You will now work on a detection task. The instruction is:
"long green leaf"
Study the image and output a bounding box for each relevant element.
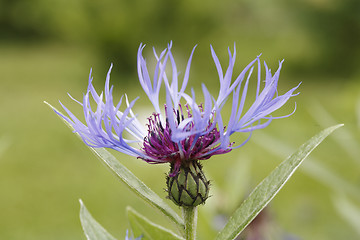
[127,207,184,240]
[45,102,184,231]
[253,131,360,200]
[90,147,184,229]
[215,124,343,240]
[308,102,360,164]
[79,199,117,240]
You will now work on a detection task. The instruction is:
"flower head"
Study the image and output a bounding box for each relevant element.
[56,42,299,205]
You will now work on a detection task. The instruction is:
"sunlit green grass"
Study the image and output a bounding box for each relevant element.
[0,42,359,240]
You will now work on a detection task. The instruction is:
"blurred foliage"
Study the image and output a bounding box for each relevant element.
[287,0,360,77]
[1,0,359,79]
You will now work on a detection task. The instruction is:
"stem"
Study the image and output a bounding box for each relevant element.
[182,206,198,240]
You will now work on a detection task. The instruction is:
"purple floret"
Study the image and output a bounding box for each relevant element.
[56,42,300,176]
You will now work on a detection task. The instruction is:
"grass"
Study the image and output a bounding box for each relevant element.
[0,42,359,240]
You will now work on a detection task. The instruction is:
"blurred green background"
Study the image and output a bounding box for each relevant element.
[1,0,360,239]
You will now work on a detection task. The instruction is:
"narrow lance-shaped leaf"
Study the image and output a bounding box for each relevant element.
[90,147,184,230]
[45,102,185,231]
[253,131,360,200]
[215,124,343,240]
[308,102,360,164]
[79,199,117,240]
[127,207,185,240]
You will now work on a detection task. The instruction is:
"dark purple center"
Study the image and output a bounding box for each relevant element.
[141,104,231,176]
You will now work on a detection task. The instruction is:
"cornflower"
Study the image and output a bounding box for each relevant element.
[56,42,299,207]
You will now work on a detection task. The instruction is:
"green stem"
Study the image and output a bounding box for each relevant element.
[182,206,198,240]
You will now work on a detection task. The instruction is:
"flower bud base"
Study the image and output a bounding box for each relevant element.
[167,161,209,207]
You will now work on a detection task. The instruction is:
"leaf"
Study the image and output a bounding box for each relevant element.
[253,131,360,200]
[45,101,184,231]
[127,207,184,240]
[308,102,360,164]
[215,124,343,240]
[79,199,118,240]
[90,147,184,230]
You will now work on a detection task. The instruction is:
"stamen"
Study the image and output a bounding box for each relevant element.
[140,103,233,175]
[176,109,180,124]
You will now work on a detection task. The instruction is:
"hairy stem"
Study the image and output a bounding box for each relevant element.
[182,206,198,240]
